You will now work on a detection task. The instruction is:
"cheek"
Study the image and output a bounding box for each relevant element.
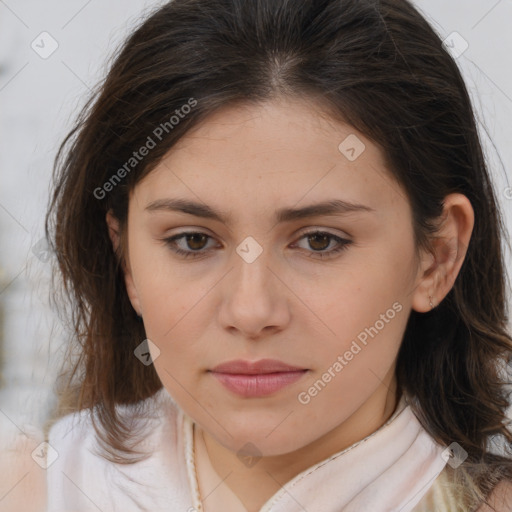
[306,250,411,374]
[299,297,406,415]
[316,261,406,333]
[133,267,213,374]
[130,242,193,321]
[312,297,406,377]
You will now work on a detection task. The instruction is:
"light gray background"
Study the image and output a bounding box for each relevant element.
[0,0,511,431]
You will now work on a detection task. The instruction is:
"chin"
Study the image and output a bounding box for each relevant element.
[211,425,308,458]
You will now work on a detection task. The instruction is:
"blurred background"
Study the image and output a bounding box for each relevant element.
[0,0,511,437]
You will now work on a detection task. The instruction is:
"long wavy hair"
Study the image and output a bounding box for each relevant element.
[45,0,512,508]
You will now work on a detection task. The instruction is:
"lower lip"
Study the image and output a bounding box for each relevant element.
[210,370,308,397]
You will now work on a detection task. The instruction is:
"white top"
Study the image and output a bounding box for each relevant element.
[46,388,449,512]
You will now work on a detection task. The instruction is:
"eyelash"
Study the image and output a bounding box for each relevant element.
[162,230,352,260]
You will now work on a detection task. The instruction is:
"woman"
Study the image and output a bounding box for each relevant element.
[44,0,512,510]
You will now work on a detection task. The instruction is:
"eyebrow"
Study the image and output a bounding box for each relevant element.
[145,198,375,223]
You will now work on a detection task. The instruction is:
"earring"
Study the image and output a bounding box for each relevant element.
[429,295,435,309]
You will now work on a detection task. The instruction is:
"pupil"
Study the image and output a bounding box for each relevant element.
[309,234,329,251]
[188,234,206,250]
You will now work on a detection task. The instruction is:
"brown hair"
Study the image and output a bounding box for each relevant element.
[45,0,512,507]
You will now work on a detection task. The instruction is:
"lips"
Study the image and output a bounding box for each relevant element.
[211,358,306,374]
[209,359,308,397]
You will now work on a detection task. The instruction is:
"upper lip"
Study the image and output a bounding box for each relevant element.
[210,359,306,374]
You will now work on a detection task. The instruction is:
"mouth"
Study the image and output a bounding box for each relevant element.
[209,359,309,397]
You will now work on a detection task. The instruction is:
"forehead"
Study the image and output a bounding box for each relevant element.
[131,98,408,223]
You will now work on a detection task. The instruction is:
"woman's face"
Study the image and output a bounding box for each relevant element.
[119,97,426,456]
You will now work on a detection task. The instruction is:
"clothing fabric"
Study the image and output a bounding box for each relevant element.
[46,387,450,511]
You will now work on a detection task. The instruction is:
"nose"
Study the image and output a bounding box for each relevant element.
[217,245,291,340]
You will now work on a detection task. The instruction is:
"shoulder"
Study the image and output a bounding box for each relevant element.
[47,388,181,452]
[46,389,187,511]
[476,480,512,512]
[46,404,102,474]
[46,407,111,509]
[48,407,95,447]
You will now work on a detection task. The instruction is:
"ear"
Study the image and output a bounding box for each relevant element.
[411,193,474,313]
[106,210,143,317]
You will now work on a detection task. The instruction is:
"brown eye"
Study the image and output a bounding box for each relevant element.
[163,231,216,259]
[293,230,352,260]
[307,233,331,251]
[184,233,209,251]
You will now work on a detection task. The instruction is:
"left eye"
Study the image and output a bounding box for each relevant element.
[291,231,352,258]
[163,230,352,260]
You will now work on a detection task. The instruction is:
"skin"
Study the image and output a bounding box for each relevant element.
[107,96,474,511]
[0,424,47,512]
[478,481,512,512]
